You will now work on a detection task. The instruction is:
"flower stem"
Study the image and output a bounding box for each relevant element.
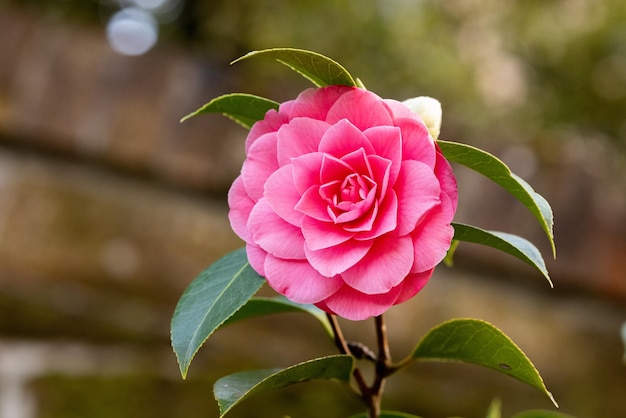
[326,314,396,418]
[326,314,370,399]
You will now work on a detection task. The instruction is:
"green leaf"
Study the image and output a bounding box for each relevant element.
[232,48,357,87]
[349,412,423,418]
[222,296,333,338]
[214,355,354,417]
[486,398,502,418]
[511,411,576,418]
[171,248,264,378]
[443,239,460,267]
[180,93,279,128]
[437,140,555,258]
[411,319,557,407]
[452,223,552,287]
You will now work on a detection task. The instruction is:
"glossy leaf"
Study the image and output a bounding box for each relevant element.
[511,411,576,418]
[411,319,557,407]
[222,296,333,337]
[171,248,264,378]
[452,223,552,287]
[232,48,357,87]
[180,93,279,128]
[214,355,354,417]
[438,140,555,258]
[349,412,423,418]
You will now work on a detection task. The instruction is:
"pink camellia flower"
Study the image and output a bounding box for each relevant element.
[228,85,458,320]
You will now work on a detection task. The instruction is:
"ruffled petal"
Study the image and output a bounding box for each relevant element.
[353,191,397,240]
[410,192,455,273]
[341,235,414,294]
[295,185,330,221]
[248,199,305,260]
[304,239,372,277]
[317,283,403,321]
[363,126,402,186]
[227,176,254,243]
[318,119,374,158]
[264,255,344,304]
[301,216,354,251]
[246,243,267,277]
[398,118,436,168]
[326,88,393,130]
[290,86,353,120]
[394,268,433,304]
[435,146,458,213]
[394,160,441,236]
[264,165,304,227]
[276,117,330,165]
[241,132,279,201]
[383,98,422,120]
[291,152,324,194]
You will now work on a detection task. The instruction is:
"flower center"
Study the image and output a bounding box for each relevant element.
[321,173,377,223]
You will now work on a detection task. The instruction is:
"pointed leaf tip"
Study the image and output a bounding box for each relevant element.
[411,319,557,407]
[214,355,353,417]
[437,140,556,258]
[452,223,553,287]
[171,248,264,378]
[180,93,279,129]
[232,48,357,87]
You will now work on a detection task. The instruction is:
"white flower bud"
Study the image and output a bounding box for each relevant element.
[402,96,442,140]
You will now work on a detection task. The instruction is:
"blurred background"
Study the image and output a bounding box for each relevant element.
[1,0,625,417]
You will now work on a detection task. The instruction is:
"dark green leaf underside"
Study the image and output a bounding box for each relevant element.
[214,355,354,417]
[452,223,552,287]
[222,297,333,337]
[438,140,555,258]
[232,48,357,87]
[171,248,264,378]
[180,93,279,128]
[412,318,557,407]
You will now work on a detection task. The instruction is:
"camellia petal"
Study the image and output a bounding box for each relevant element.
[295,185,332,221]
[398,117,436,167]
[291,152,324,194]
[435,147,459,213]
[318,282,403,321]
[227,176,255,243]
[394,160,441,236]
[353,191,398,240]
[264,165,305,227]
[246,243,267,277]
[248,199,306,260]
[290,85,353,121]
[305,238,372,277]
[383,98,425,120]
[276,117,330,166]
[264,255,344,304]
[410,193,455,273]
[363,125,402,185]
[394,268,434,304]
[301,216,355,251]
[326,88,394,130]
[241,132,280,201]
[342,235,414,294]
[318,118,375,158]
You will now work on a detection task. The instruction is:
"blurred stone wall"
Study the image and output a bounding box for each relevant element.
[0,5,625,418]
